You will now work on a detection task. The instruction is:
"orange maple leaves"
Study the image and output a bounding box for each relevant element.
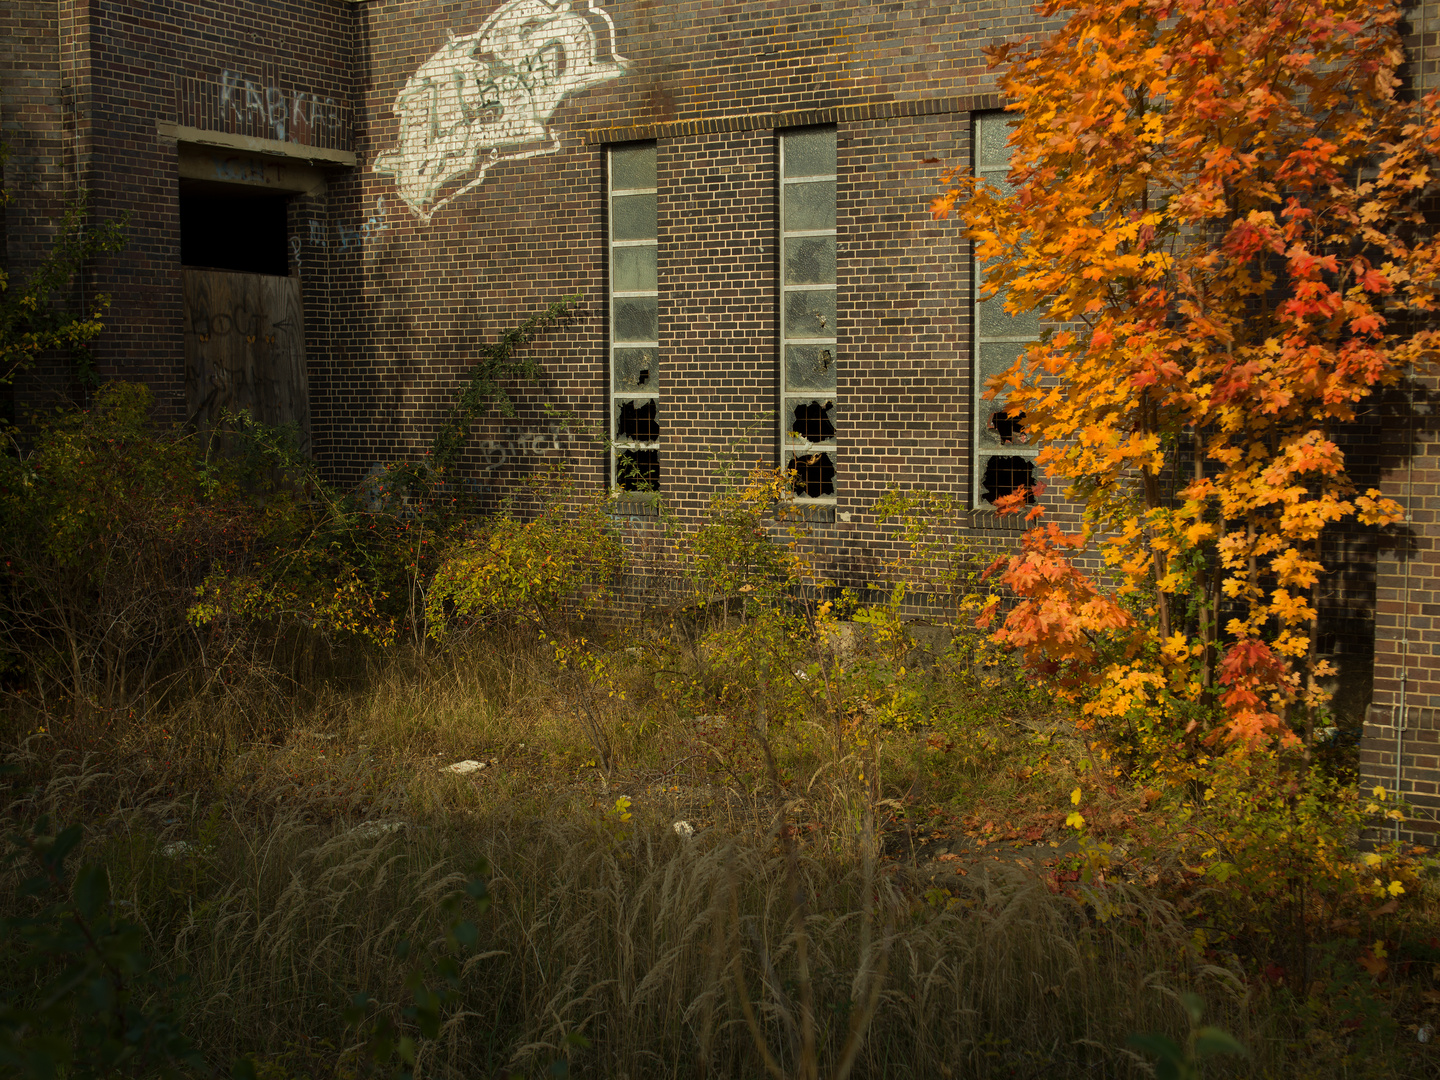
[937,0,1436,745]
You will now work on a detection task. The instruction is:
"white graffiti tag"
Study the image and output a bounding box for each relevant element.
[375,0,627,223]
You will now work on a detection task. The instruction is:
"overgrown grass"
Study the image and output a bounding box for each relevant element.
[1,399,1435,1076]
[4,625,1438,1078]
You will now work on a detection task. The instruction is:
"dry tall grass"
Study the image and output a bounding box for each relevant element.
[3,733,1255,1080]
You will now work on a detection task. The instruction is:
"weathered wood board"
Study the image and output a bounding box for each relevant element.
[183,268,311,453]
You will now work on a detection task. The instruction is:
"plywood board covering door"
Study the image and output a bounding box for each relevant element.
[183,268,310,453]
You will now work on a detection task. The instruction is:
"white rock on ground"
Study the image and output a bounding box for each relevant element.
[443,760,486,774]
[673,820,695,840]
[349,821,406,839]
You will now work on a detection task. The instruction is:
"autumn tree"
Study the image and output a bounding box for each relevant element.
[933,0,1440,747]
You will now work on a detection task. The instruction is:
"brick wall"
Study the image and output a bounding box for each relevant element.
[323,0,1064,578]
[3,0,356,421]
[5,0,1430,774]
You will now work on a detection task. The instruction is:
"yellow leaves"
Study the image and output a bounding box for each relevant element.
[1268,589,1316,627]
[1389,880,1406,897]
[1070,786,1082,805]
[1066,811,1086,830]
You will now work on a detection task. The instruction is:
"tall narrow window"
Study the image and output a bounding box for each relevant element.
[972,113,1040,507]
[779,128,837,504]
[609,143,659,490]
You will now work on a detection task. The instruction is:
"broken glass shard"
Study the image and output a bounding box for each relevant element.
[614,348,657,392]
[784,289,836,340]
[785,345,837,392]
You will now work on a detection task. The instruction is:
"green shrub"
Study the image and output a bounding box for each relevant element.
[425,471,625,636]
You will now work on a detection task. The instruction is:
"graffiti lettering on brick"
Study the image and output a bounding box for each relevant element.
[375,0,628,223]
[213,71,346,147]
[302,199,391,254]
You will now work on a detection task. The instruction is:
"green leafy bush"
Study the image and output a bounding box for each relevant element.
[425,472,625,636]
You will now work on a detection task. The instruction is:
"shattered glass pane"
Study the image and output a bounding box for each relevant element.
[612,193,657,240]
[616,449,659,491]
[981,406,1028,447]
[613,245,657,293]
[613,348,657,392]
[616,398,659,442]
[787,451,835,497]
[611,145,656,191]
[613,296,657,342]
[784,180,836,232]
[785,345,837,392]
[783,129,837,178]
[785,235,836,286]
[786,399,836,443]
[784,289,836,340]
[980,454,1035,505]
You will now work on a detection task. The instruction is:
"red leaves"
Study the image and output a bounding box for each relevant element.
[982,515,1136,693]
[1216,639,1296,745]
[937,0,1435,750]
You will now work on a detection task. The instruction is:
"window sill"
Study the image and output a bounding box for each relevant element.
[609,492,660,519]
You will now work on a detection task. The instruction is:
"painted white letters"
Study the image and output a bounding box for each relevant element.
[375,0,628,223]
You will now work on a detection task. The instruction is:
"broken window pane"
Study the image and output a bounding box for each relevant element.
[784,289,836,340]
[785,345,836,392]
[613,245,657,293]
[613,296,658,343]
[611,193,657,240]
[616,398,659,442]
[786,399,836,443]
[785,235,836,286]
[616,449,659,490]
[611,144,657,190]
[614,348,657,392]
[982,407,1028,446]
[783,129,837,178]
[609,142,660,494]
[980,455,1035,505]
[790,452,835,498]
[784,181,837,232]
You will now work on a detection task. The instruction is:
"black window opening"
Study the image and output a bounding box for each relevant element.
[616,449,659,491]
[179,185,289,275]
[792,452,835,498]
[617,399,659,442]
[990,409,1027,444]
[981,455,1035,506]
[789,400,836,442]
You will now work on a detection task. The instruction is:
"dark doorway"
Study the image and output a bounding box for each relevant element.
[179,182,289,275]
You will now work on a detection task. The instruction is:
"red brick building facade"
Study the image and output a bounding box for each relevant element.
[2,0,1437,836]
